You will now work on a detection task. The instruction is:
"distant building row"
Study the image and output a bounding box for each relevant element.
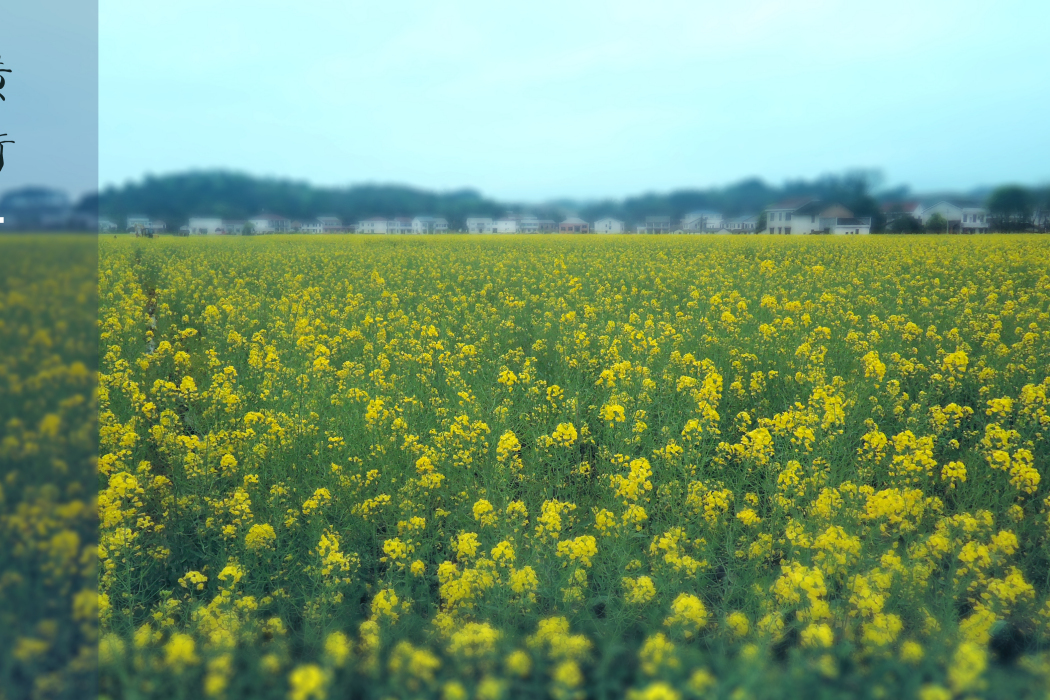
[464,212,759,234]
[175,215,450,235]
[882,200,990,233]
[764,199,873,235]
[116,212,763,235]
[108,214,354,234]
[763,198,991,236]
[357,216,449,234]
[104,199,1000,237]
[105,214,334,234]
[183,214,349,234]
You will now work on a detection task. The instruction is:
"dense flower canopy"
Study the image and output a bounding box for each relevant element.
[95,234,1050,699]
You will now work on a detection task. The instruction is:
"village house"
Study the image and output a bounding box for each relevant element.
[125,216,165,234]
[560,217,589,233]
[357,217,389,234]
[389,217,413,234]
[794,201,870,235]
[318,216,343,232]
[638,216,671,233]
[412,216,448,234]
[681,210,724,232]
[300,216,344,233]
[248,213,290,233]
[764,198,812,234]
[593,217,625,233]
[126,215,152,232]
[764,199,871,234]
[0,187,75,229]
[918,201,989,233]
[520,215,557,233]
[188,217,224,234]
[466,217,495,233]
[827,216,872,235]
[959,208,989,232]
[496,217,520,234]
[725,215,758,232]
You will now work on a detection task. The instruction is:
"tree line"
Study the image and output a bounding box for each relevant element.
[96,170,1049,233]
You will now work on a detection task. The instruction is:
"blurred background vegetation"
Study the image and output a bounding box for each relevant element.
[88,170,1050,233]
[0,236,98,700]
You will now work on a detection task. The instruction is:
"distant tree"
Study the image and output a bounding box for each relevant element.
[890,215,923,234]
[241,221,255,236]
[756,212,767,232]
[925,213,949,234]
[96,171,510,233]
[885,212,923,233]
[987,185,1033,232]
[99,168,1024,237]
[1038,186,1050,232]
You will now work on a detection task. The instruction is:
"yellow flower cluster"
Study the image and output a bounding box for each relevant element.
[93,235,1050,698]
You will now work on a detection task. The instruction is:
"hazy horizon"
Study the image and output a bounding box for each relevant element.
[99,0,1050,202]
[88,166,1028,208]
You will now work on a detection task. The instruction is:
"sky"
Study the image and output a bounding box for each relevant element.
[0,0,97,200]
[95,0,1049,201]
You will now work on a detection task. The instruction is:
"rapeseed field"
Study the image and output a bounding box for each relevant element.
[96,234,1050,699]
[0,236,98,700]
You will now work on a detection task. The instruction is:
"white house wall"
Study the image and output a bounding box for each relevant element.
[466,218,494,233]
[831,223,870,235]
[188,217,223,234]
[920,202,963,224]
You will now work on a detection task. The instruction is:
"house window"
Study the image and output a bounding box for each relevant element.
[785,226,791,234]
[785,213,791,221]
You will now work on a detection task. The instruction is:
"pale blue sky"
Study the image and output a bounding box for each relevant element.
[99,0,1050,201]
[0,0,97,200]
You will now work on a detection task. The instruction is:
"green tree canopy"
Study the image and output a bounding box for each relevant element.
[925,213,949,233]
[96,170,901,233]
[987,185,1033,231]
